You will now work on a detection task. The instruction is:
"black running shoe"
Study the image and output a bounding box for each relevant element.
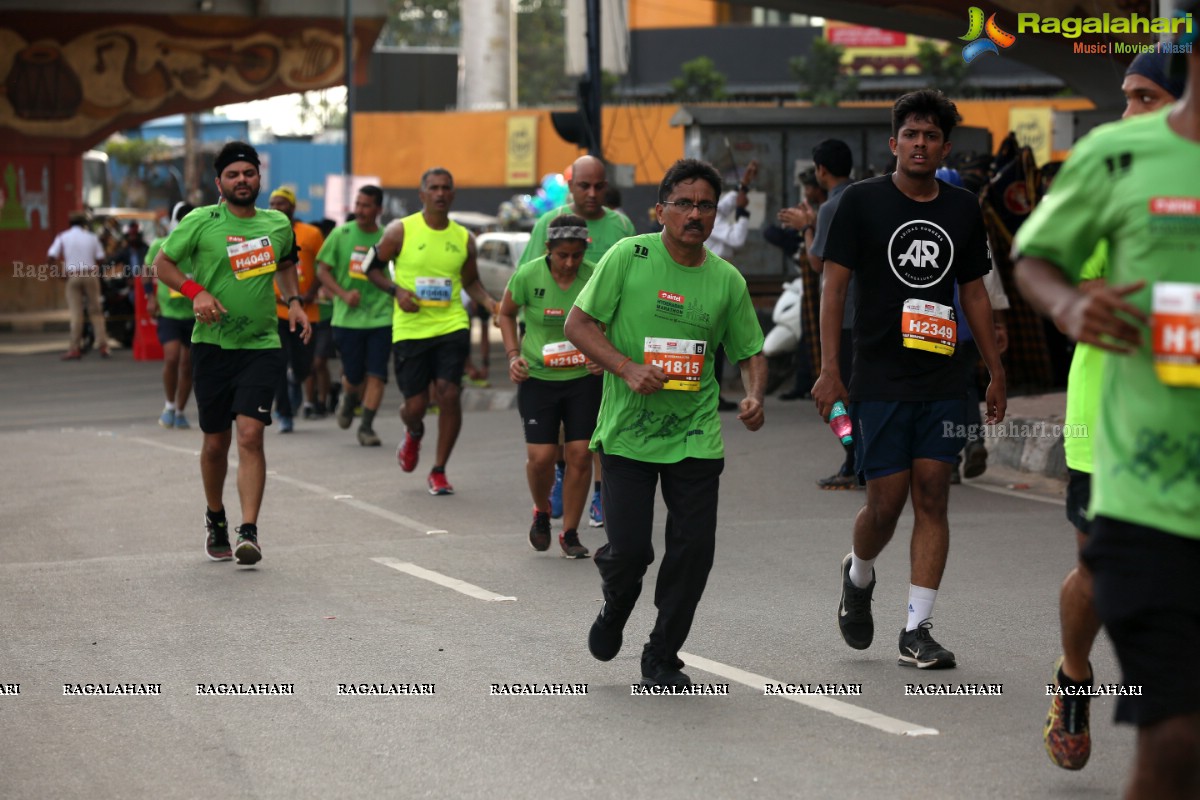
[234,525,262,566]
[559,529,588,559]
[588,602,631,661]
[529,508,551,551]
[641,656,693,688]
[205,514,232,562]
[838,553,875,650]
[898,620,956,669]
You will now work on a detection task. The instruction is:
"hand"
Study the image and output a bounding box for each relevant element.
[146,296,159,318]
[743,160,759,186]
[288,304,312,344]
[344,289,361,309]
[738,396,764,431]
[397,289,420,313]
[621,362,666,395]
[993,322,1009,354]
[585,359,604,376]
[1054,280,1147,353]
[191,291,228,325]
[508,356,529,383]
[810,371,848,421]
[984,371,1007,424]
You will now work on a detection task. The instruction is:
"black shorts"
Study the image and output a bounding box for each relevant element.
[332,325,391,386]
[312,320,335,360]
[517,374,602,445]
[393,329,471,399]
[191,343,284,434]
[1065,468,1092,534]
[851,399,965,482]
[157,316,194,346]
[1083,515,1200,726]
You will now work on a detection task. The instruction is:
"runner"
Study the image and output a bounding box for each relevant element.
[365,167,500,494]
[498,215,601,558]
[145,202,196,429]
[813,89,1005,670]
[565,158,766,688]
[1014,33,1199,797]
[152,141,310,565]
[316,186,389,446]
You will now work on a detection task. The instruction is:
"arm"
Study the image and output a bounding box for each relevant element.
[565,306,666,395]
[460,234,498,314]
[959,277,1006,424]
[497,288,528,383]
[1013,256,1146,353]
[274,254,312,343]
[153,247,226,321]
[364,220,419,312]
[810,260,850,419]
[736,353,767,431]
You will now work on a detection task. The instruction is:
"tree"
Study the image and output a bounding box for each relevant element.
[915,40,974,98]
[297,89,346,131]
[790,38,857,107]
[104,136,170,207]
[516,0,573,106]
[379,0,461,48]
[670,56,727,103]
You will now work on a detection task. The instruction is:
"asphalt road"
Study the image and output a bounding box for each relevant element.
[0,346,1133,799]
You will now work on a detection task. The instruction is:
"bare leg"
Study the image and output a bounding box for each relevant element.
[562,439,594,531]
[200,429,232,513]
[526,443,557,512]
[362,374,386,412]
[853,469,909,561]
[1126,714,1200,800]
[162,340,181,402]
[909,458,952,589]
[433,380,462,468]
[176,345,193,411]
[234,415,266,525]
[1060,529,1100,682]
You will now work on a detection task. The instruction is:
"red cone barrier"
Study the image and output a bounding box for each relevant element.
[133,284,164,361]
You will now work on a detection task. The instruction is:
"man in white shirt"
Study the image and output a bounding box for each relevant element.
[48,212,108,360]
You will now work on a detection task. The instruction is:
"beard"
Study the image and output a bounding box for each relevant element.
[223,184,260,208]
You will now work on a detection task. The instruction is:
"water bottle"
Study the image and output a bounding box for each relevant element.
[828,401,853,446]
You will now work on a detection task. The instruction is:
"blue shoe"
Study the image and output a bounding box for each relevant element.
[276,414,294,434]
[588,489,604,528]
[173,412,191,430]
[549,464,564,519]
[158,409,175,429]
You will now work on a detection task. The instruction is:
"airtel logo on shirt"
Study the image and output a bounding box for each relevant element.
[887,220,954,288]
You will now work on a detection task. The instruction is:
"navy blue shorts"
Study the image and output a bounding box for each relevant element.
[393,329,471,399]
[332,325,391,386]
[851,399,966,482]
[1065,468,1092,534]
[157,316,194,345]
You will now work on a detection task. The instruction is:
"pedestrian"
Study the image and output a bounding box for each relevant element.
[145,202,196,428]
[1014,37,1198,796]
[565,157,766,689]
[498,215,601,558]
[152,141,311,565]
[813,89,1006,670]
[48,211,108,360]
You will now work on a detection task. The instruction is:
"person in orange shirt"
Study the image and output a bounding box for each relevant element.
[269,187,325,432]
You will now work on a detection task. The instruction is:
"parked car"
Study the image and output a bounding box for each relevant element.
[476,231,530,298]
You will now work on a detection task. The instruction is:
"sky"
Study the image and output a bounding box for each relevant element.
[215,88,347,137]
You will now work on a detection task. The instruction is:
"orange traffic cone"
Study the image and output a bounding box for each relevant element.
[133,285,164,361]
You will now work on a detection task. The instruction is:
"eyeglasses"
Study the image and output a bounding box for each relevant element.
[661,200,718,214]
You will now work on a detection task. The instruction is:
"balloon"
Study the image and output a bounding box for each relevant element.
[541,173,568,207]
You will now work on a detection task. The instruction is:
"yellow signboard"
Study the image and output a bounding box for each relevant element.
[506,116,538,187]
[1009,107,1053,166]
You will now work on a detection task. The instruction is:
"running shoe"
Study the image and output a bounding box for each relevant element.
[61,350,82,361]
[302,403,318,420]
[588,489,604,527]
[397,431,421,472]
[640,655,692,688]
[898,620,956,669]
[838,553,875,650]
[234,525,262,566]
[159,409,176,429]
[549,464,564,519]
[1044,657,1092,770]
[529,508,551,551]
[817,472,859,491]
[357,427,381,447]
[204,513,232,562]
[335,391,357,430]
[427,470,453,496]
[962,441,988,479]
[174,412,190,430]
[559,528,588,559]
[588,602,632,661]
[276,414,294,434]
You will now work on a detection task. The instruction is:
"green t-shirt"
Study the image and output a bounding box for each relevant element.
[574,232,764,463]
[1015,108,1200,539]
[1062,241,1107,473]
[507,256,596,381]
[390,212,471,342]
[162,203,294,350]
[148,237,195,320]
[316,221,389,329]
[522,205,636,266]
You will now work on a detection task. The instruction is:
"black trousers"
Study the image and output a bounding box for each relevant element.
[595,450,724,666]
[275,319,314,417]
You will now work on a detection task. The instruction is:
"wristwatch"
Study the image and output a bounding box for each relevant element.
[286,295,303,306]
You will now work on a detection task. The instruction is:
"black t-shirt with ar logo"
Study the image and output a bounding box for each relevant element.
[823,175,991,401]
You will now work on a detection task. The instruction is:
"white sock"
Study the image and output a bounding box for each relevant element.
[164,401,177,412]
[849,552,876,589]
[906,585,938,632]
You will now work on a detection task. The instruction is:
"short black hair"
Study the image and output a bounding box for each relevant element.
[798,167,819,189]
[812,139,853,179]
[358,185,383,207]
[658,158,721,203]
[604,186,622,209]
[420,167,453,191]
[892,89,962,140]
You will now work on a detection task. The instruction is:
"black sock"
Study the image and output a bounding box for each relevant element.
[206,507,226,524]
[360,407,377,430]
[556,459,566,470]
[431,465,445,474]
[409,421,425,438]
[239,522,257,535]
[594,481,601,492]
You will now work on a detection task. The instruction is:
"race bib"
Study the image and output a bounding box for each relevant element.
[901,298,956,356]
[645,337,706,391]
[542,340,586,369]
[348,246,369,281]
[414,276,453,307]
[1151,282,1200,388]
[226,237,277,280]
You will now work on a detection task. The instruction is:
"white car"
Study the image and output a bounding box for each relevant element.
[476,231,530,299]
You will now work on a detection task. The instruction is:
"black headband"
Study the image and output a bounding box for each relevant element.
[214,148,260,174]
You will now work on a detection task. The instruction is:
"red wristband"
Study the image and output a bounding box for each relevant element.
[180,279,205,300]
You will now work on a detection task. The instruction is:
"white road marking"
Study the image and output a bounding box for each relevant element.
[963,481,1064,506]
[679,652,939,737]
[130,437,201,457]
[371,557,517,602]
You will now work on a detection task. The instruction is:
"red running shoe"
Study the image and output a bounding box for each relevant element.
[427,470,453,496]
[397,430,421,472]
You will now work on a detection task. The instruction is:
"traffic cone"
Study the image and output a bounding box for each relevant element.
[133,285,163,361]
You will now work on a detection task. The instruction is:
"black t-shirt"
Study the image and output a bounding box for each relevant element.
[823,175,991,401]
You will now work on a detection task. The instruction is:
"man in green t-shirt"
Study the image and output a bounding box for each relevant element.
[521,155,636,266]
[1015,35,1200,797]
[316,185,389,446]
[565,158,766,689]
[145,202,196,430]
[154,142,311,568]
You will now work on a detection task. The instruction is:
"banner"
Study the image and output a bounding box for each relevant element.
[505,116,537,187]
